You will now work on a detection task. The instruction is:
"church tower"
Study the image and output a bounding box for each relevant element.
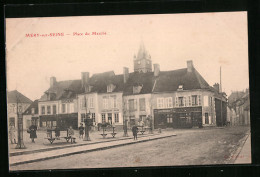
[134,41,152,73]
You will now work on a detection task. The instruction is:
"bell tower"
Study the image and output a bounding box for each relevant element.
[134,41,152,73]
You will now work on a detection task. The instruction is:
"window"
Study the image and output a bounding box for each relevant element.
[139,98,146,111]
[115,113,119,123]
[188,96,191,106]
[102,114,106,123]
[111,96,117,108]
[62,104,66,113]
[52,121,57,127]
[204,96,209,106]
[47,121,51,128]
[31,108,35,114]
[42,121,46,127]
[198,95,201,105]
[89,97,94,108]
[165,97,173,108]
[175,97,178,107]
[103,97,109,109]
[92,113,96,122]
[157,98,164,108]
[129,99,136,111]
[178,97,184,107]
[177,85,183,91]
[47,106,51,114]
[167,114,173,123]
[192,95,198,106]
[41,106,45,115]
[53,105,56,114]
[107,84,114,92]
[210,97,213,106]
[183,97,187,107]
[81,98,87,109]
[81,113,86,122]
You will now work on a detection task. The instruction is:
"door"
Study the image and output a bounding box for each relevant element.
[205,113,209,124]
[9,117,15,127]
[108,113,112,124]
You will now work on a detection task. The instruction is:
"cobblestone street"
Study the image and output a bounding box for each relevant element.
[10,126,250,171]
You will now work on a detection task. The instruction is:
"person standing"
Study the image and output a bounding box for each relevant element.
[29,124,37,143]
[9,125,16,144]
[78,123,84,139]
[132,125,138,140]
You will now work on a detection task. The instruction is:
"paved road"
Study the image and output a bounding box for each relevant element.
[10,126,250,171]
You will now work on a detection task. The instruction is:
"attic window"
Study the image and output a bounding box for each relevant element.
[133,84,143,94]
[107,84,115,93]
[85,85,93,93]
[177,85,183,91]
[31,108,35,114]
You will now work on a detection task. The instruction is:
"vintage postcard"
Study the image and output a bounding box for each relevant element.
[6,12,250,171]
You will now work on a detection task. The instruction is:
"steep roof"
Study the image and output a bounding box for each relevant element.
[152,68,210,93]
[228,91,245,104]
[39,71,118,101]
[123,72,155,96]
[24,100,39,115]
[7,90,33,104]
[99,74,125,93]
[39,80,83,101]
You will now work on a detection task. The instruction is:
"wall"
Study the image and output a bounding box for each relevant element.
[77,92,98,127]
[97,92,124,126]
[123,94,152,127]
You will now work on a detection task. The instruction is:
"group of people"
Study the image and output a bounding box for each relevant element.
[9,122,142,144]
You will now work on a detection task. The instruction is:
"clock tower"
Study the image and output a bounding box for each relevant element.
[134,42,152,73]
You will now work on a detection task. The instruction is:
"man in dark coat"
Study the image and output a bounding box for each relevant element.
[132,125,138,140]
[79,123,84,139]
[29,124,37,143]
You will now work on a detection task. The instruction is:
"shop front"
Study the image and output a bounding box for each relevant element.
[154,106,202,129]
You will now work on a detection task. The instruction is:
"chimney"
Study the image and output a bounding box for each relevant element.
[187,60,194,72]
[123,67,129,83]
[81,72,90,87]
[154,64,160,77]
[50,77,57,87]
[213,83,220,93]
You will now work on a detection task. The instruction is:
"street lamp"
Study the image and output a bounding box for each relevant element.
[15,99,26,149]
[83,110,91,141]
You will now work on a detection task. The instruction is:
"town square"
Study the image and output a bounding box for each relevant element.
[6,12,250,171]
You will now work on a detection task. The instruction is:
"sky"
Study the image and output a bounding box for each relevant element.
[6,12,249,101]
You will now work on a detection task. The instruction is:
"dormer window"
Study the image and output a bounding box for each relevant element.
[133,84,143,94]
[107,84,115,93]
[177,85,183,91]
[85,85,93,93]
[31,108,35,114]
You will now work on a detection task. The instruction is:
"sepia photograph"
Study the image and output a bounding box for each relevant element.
[5,12,250,171]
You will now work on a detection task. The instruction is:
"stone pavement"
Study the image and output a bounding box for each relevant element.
[234,134,251,164]
[9,131,177,167]
[9,129,161,156]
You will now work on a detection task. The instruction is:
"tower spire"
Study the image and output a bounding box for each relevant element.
[134,41,152,73]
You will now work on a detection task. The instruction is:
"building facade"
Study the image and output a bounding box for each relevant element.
[7,90,32,130]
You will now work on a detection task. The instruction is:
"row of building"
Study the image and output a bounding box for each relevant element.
[227,90,250,126]
[7,43,228,130]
